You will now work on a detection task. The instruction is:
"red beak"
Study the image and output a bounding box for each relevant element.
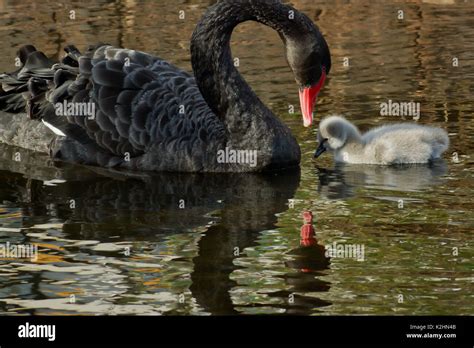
[298,69,327,127]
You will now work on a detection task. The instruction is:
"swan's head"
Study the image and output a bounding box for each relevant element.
[314,116,356,158]
[284,26,331,128]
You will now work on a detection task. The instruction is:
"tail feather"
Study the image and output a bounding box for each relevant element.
[0,44,103,151]
[18,45,38,65]
[0,44,90,120]
[0,45,53,115]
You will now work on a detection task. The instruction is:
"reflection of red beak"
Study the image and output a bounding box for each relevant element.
[302,211,313,224]
[300,224,317,247]
[301,210,316,246]
[298,68,327,127]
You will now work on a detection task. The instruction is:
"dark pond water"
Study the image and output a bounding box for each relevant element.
[0,0,473,315]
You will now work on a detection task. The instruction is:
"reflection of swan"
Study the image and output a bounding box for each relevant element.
[287,211,330,272]
[315,116,449,164]
[0,0,331,172]
[316,161,448,199]
[273,211,331,314]
[0,146,300,315]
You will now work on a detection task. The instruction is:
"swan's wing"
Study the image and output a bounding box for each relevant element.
[0,45,223,167]
[46,45,215,162]
[47,45,162,159]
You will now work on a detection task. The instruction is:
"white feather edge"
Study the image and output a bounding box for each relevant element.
[42,120,66,137]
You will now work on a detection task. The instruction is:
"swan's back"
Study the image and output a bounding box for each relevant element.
[0,45,227,171]
[362,123,449,163]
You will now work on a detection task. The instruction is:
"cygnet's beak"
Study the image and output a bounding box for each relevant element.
[314,140,327,158]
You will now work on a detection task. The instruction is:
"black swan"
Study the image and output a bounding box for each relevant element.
[0,0,330,172]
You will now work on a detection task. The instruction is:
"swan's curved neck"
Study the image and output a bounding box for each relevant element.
[191,0,311,137]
